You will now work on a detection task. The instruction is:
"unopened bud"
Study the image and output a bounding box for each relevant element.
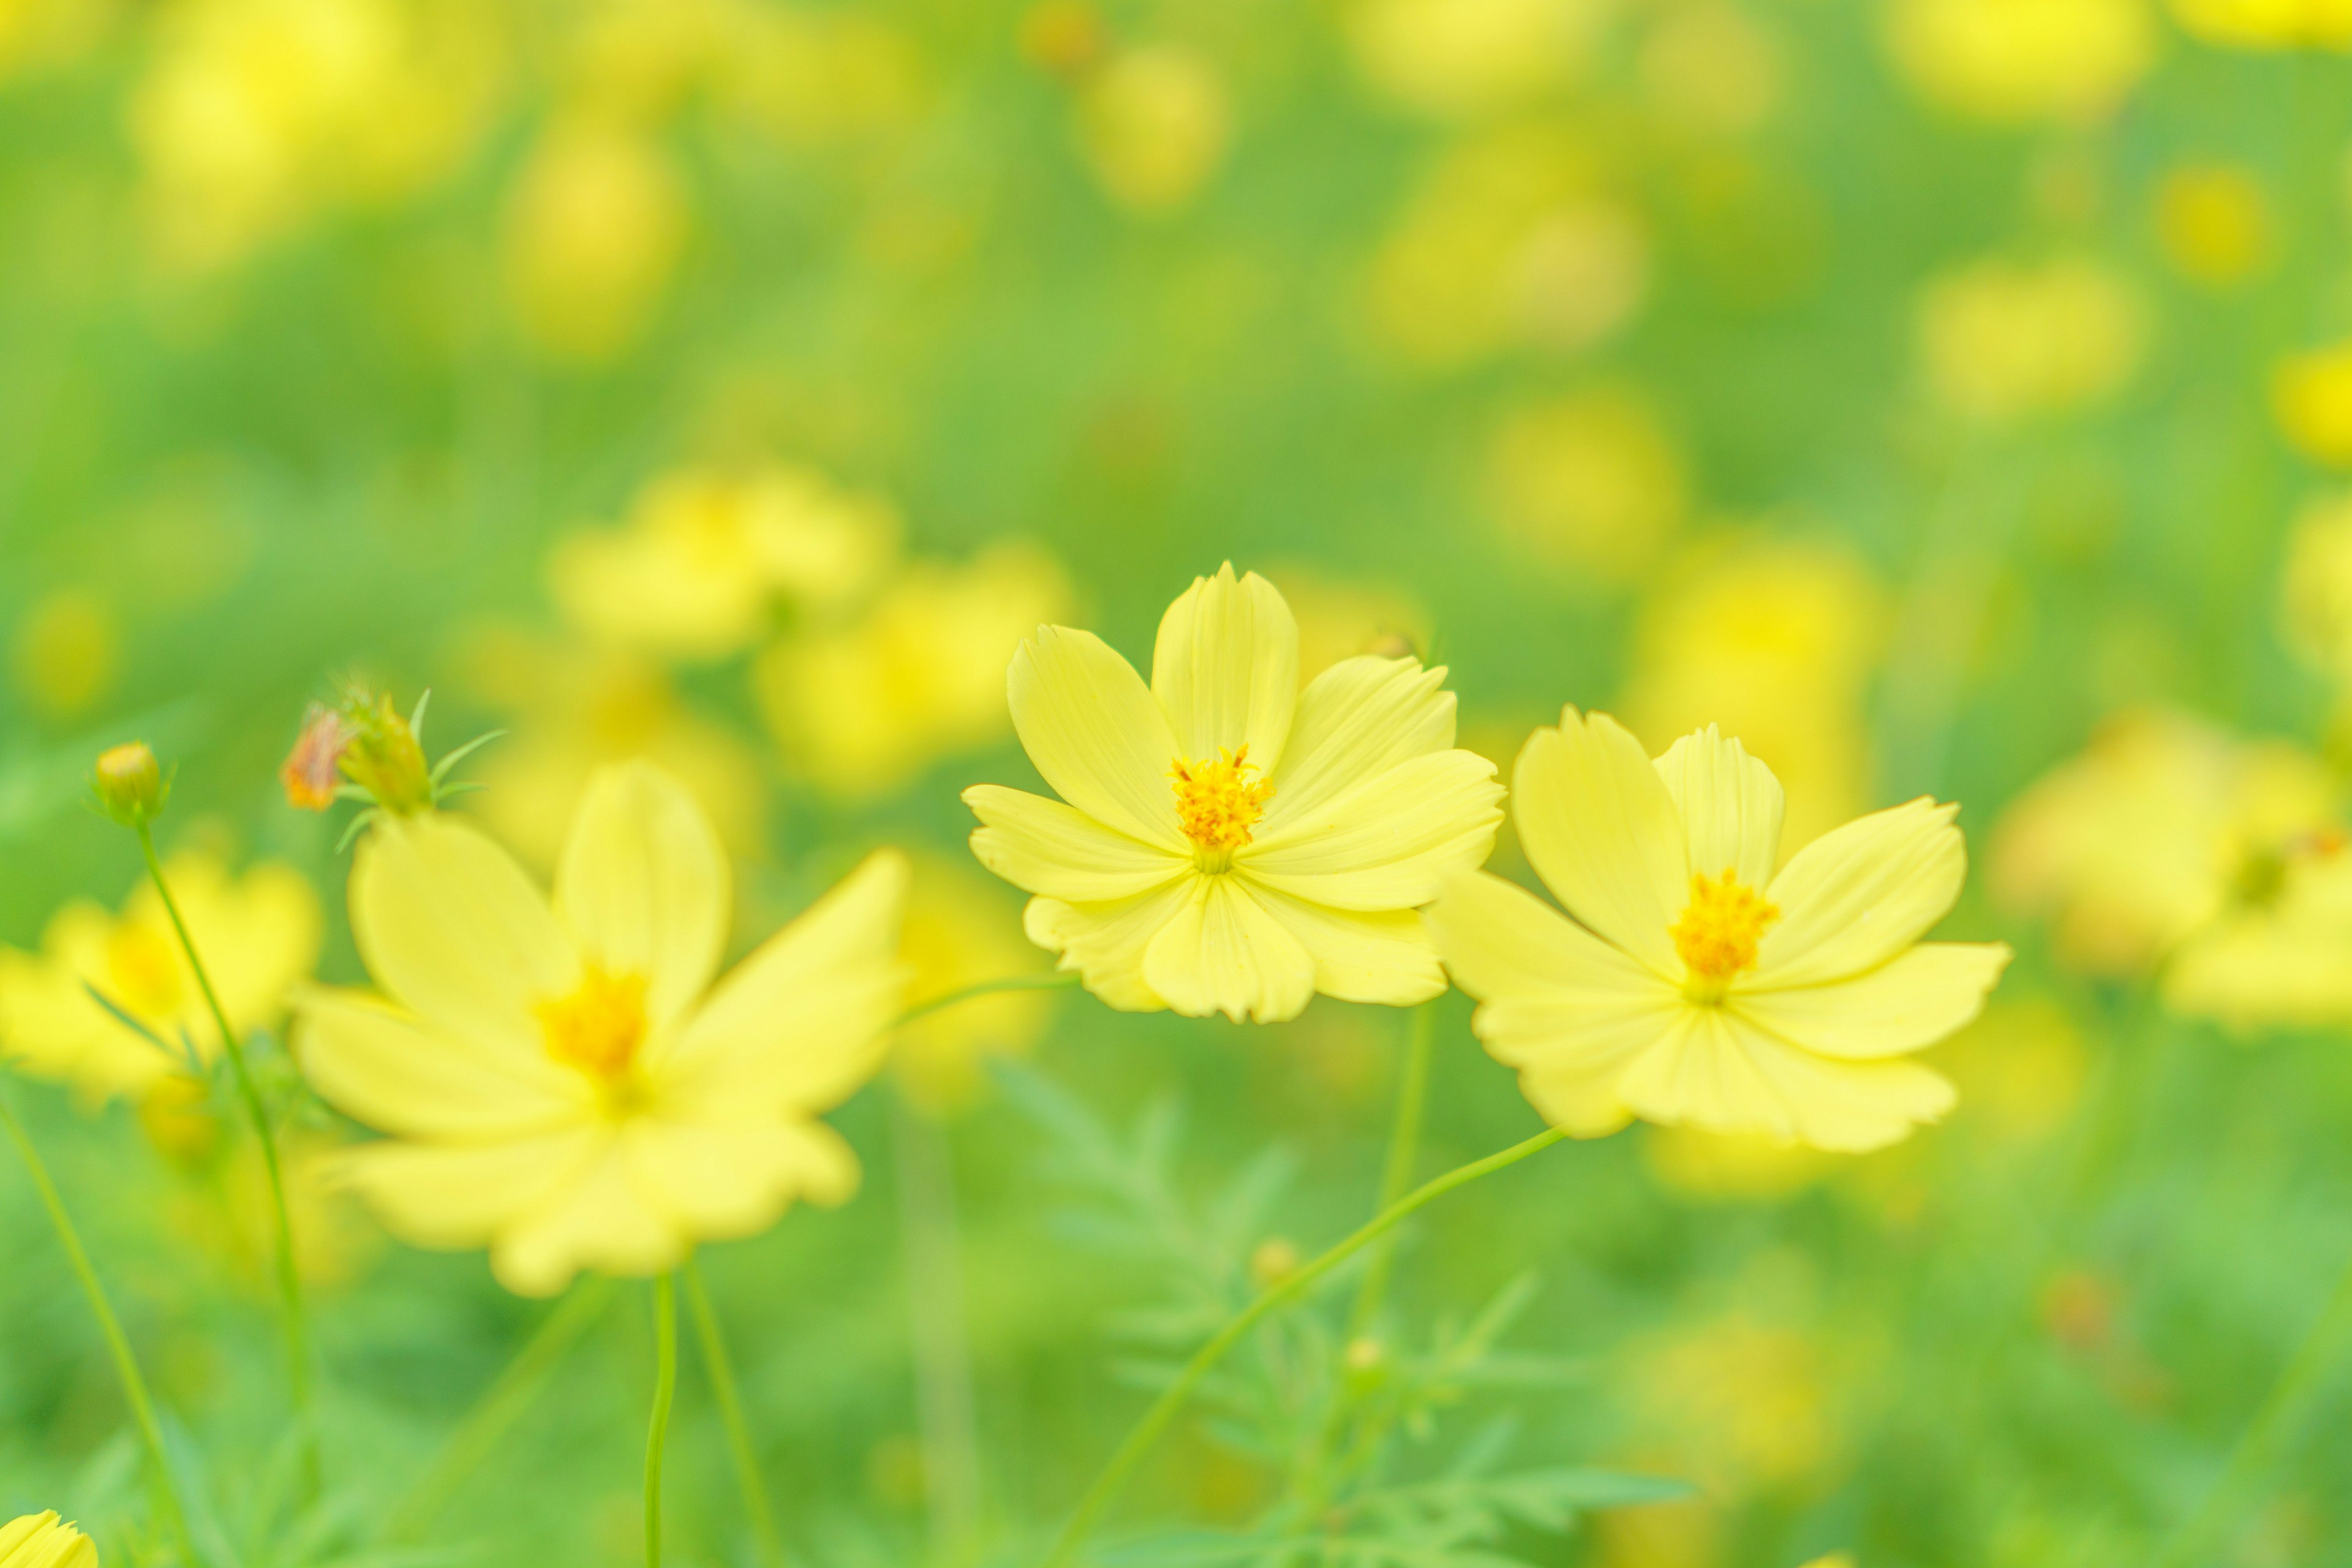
[1342,1336,1387,1383]
[337,690,432,815]
[279,703,350,812]
[1250,1237,1301,1290]
[92,742,165,828]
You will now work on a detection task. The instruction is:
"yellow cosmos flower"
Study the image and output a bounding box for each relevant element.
[1430,714,2008,1152]
[294,763,907,1296]
[1885,0,2153,126]
[0,1514,96,1568]
[2274,342,2352,467]
[2174,0,2352,48]
[0,851,322,1102]
[964,564,1504,1023]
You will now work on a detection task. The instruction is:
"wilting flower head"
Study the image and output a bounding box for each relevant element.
[295,761,907,1295]
[1429,714,2008,1152]
[963,564,1503,1023]
[0,1512,97,1567]
[279,703,350,810]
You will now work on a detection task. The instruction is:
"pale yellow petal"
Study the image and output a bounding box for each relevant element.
[350,814,578,1057]
[491,1143,687,1297]
[1242,750,1502,911]
[1245,887,1447,1006]
[1487,993,1686,1137]
[0,943,179,1102]
[1512,709,1689,976]
[1425,869,1667,1001]
[1266,655,1457,822]
[1759,799,1965,987]
[1020,879,1199,1011]
[337,1126,608,1252]
[2163,910,2352,1029]
[1732,943,2010,1060]
[1008,625,1186,849]
[555,761,730,1031]
[624,1115,860,1238]
[1653,726,1785,891]
[1141,876,1316,1022]
[1150,563,1300,771]
[1616,1008,1955,1153]
[662,850,907,1114]
[964,783,1189,902]
[294,987,587,1139]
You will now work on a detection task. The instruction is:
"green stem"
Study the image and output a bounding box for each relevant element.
[137,827,315,1469]
[0,1089,201,1567]
[1038,1125,1570,1568]
[893,1091,984,1566]
[1345,1001,1438,1343]
[647,1273,679,1568]
[2150,1250,2352,1568]
[685,1259,786,1568]
[383,1277,616,1542]
[894,972,1078,1031]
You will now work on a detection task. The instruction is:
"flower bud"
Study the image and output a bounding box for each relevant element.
[91,742,165,829]
[1249,1236,1301,1290]
[279,703,350,812]
[337,692,433,816]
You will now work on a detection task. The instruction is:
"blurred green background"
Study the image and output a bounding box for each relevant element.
[8,0,2352,1564]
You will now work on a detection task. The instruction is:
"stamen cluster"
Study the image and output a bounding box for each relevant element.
[1170,745,1274,864]
[1670,869,1779,1000]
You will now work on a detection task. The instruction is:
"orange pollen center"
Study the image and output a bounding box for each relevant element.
[1669,870,1779,1000]
[538,963,648,1082]
[1171,745,1273,864]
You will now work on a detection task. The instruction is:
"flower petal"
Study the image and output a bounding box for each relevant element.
[1142,877,1316,1022]
[1732,943,2010,1060]
[1758,799,1966,987]
[1021,878,1199,1011]
[555,761,730,1033]
[624,1114,860,1238]
[491,1142,687,1297]
[336,1126,607,1252]
[295,987,588,1139]
[1009,625,1186,850]
[1425,869,1667,1000]
[1245,887,1447,1006]
[350,813,578,1057]
[965,783,1189,902]
[1265,655,1458,824]
[1616,1008,1955,1152]
[1150,564,1300,772]
[1243,750,1503,911]
[662,850,907,1114]
[1653,726,1785,891]
[1512,709,1689,978]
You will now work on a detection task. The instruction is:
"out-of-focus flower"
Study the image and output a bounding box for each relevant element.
[280,704,350,812]
[1621,537,1886,850]
[1269,570,1429,677]
[555,0,731,126]
[549,465,898,660]
[2282,492,2352,680]
[720,4,928,146]
[1485,388,1686,585]
[1918,256,2146,423]
[892,852,1058,1113]
[1075,46,1230,216]
[2155,164,2272,287]
[0,0,111,81]
[0,1513,97,1567]
[1936,997,2090,1142]
[756,542,1072,796]
[295,762,907,1296]
[1366,123,1647,369]
[1645,1124,1830,1200]
[9,589,117,717]
[91,742,165,829]
[1345,0,1616,120]
[2172,0,2352,49]
[1885,0,2153,124]
[171,1134,380,1291]
[130,0,499,273]
[1638,3,1785,137]
[0,850,322,1103]
[1800,1556,1858,1568]
[964,565,1502,1023]
[1431,718,2007,1151]
[336,689,434,816]
[502,119,688,363]
[1626,1314,1836,1495]
[1019,0,1107,77]
[2273,343,2352,467]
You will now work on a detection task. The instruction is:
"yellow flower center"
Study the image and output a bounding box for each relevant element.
[1670,870,1779,1003]
[1170,745,1273,870]
[538,963,649,1085]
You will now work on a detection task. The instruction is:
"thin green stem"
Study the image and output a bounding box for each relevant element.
[1345,1001,1438,1344]
[137,827,315,1468]
[893,1092,984,1566]
[0,1090,200,1567]
[2151,1250,2352,1568]
[1038,1125,1570,1568]
[384,1277,616,1542]
[647,1273,679,1568]
[685,1259,786,1568]
[894,972,1079,1031]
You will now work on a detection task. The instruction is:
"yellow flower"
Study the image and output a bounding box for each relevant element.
[0,851,323,1103]
[2274,342,2352,467]
[1430,715,2007,1152]
[501,118,689,363]
[964,564,1503,1023]
[1485,388,1687,585]
[2156,164,2272,287]
[1918,255,2146,423]
[1345,0,1615,120]
[1075,45,1231,216]
[9,587,117,717]
[1885,0,2153,125]
[295,762,906,1295]
[2173,0,2352,48]
[0,1513,97,1568]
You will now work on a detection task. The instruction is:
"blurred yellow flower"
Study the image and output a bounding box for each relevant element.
[893,852,1058,1113]
[2274,342,2352,467]
[1346,0,1615,119]
[1885,0,2153,124]
[548,464,899,660]
[965,564,1502,1023]
[721,4,928,146]
[1628,1313,1836,1494]
[2282,492,2352,679]
[1638,3,1785,137]
[9,587,118,717]
[296,762,907,1295]
[502,119,688,363]
[1644,1124,1830,1200]
[0,0,110,81]
[1430,718,2007,1152]
[2173,0,2352,48]
[1918,256,2146,423]
[1936,997,2090,1142]
[2155,164,2272,287]
[0,850,322,1104]
[0,1513,96,1568]
[1485,388,1687,585]
[1076,45,1231,216]
[171,1133,380,1292]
